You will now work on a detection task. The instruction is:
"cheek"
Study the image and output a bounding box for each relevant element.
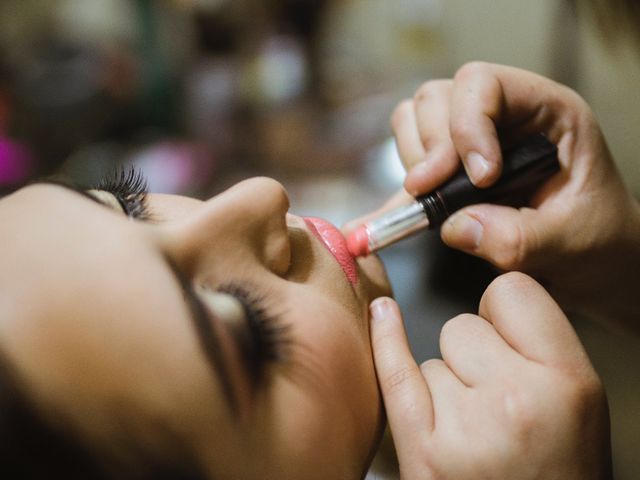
[264,296,382,474]
[289,296,375,394]
[9,266,234,463]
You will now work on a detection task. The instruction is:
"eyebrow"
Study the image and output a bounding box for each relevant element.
[40,181,240,416]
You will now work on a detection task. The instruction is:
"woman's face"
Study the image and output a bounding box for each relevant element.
[0,176,391,479]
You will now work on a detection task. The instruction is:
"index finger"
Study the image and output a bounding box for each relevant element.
[369,297,433,448]
[449,62,570,187]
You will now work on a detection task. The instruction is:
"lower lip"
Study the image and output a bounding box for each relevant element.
[303,217,359,287]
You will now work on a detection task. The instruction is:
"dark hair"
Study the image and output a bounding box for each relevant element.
[0,351,208,480]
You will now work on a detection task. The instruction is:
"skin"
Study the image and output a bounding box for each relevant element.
[345,62,628,479]
[371,274,612,480]
[347,62,640,330]
[0,177,391,479]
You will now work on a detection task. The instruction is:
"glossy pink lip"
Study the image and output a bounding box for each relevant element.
[303,217,359,287]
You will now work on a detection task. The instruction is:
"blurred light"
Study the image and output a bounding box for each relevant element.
[365,136,405,190]
[128,141,214,195]
[184,0,230,11]
[56,0,138,47]
[243,35,307,107]
[0,136,33,186]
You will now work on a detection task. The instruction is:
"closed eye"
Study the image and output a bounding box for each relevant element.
[37,167,152,221]
[94,167,151,220]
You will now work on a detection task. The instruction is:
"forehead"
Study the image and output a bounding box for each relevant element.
[0,184,159,317]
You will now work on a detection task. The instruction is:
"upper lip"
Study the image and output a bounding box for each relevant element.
[302,217,359,288]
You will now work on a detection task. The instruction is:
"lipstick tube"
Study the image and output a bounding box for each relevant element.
[347,133,560,256]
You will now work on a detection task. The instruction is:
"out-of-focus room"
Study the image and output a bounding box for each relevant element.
[0,1,638,478]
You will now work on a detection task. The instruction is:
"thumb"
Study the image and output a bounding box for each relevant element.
[440,204,554,271]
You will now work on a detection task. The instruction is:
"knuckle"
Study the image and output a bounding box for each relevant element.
[549,83,598,127]
[442,313,476,333]
[449,116,476,141]
[491,223,530,270]
[454,61,491,81]
[440,314,489,362]
[504,368,607,445]
[440,316,461,341]
[413,79,450,104]
[440,314,476,345]
[502,387,540,442]
[482,272,536,313]
[556,83,587,110]
[420,358,437,369]
[487,271,535,296]
[419,358,441,375]
[390,99,414,131]
[566,89,598,127]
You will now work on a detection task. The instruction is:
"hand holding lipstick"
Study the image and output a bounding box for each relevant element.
[370,273,612,480]
[363,62,640,330]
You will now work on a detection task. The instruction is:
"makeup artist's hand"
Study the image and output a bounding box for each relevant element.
[370,272,612,480]
[390,62,640,329]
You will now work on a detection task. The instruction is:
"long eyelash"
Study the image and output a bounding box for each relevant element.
[96,166,151,220]
[219,283,291,382]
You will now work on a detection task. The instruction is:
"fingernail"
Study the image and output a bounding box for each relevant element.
[466,152,491,184]
[444,212,483,250]
[370,297,392,321]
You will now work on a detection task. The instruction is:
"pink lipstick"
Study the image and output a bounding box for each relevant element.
[304,217,359,286]
[346,133,559,257]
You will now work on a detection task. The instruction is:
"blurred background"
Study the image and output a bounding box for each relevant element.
[0,0,638,478]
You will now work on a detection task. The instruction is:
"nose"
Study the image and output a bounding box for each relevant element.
[163,177,292,277]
